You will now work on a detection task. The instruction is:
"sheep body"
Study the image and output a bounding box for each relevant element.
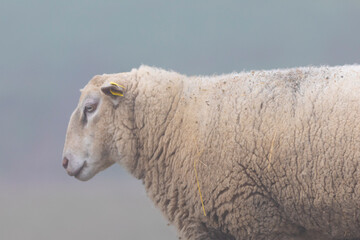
[64,65,360,240]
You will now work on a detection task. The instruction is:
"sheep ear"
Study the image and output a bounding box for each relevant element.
[101,82,125,97]
[101,82,125,105]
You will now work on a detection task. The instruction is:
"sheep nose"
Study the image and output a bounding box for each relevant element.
[62,157,69,169]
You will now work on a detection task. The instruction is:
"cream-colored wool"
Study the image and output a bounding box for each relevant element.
[63,65,360,240]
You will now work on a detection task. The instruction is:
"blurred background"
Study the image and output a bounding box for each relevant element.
[1,0,360,239]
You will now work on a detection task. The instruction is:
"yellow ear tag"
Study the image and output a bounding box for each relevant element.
[109,82,125,96]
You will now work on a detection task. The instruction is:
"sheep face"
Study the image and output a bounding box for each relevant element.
[62,75,131,181]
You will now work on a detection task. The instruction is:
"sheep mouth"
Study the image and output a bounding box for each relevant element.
[73,162,86,178]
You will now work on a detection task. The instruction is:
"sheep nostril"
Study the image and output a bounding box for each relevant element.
[62,157,69,169]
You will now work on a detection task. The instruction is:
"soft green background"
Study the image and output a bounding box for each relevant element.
[1,0,360,239]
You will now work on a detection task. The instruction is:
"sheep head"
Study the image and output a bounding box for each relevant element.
[62,73,137,181]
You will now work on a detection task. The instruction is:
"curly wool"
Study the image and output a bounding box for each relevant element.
[82,65,360,239]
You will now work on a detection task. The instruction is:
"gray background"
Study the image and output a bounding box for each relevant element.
[1,0,360,239]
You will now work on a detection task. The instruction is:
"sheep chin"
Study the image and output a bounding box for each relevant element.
[74,165,94,181]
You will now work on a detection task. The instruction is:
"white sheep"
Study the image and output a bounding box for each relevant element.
[62,65,360,240]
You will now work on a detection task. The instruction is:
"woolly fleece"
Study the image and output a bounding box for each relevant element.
[63,65,360,240]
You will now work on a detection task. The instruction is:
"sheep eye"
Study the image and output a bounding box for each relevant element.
[84,104,96,113]
[82,100,99,124]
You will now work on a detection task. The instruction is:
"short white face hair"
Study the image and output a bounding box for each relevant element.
[62,77,126,181]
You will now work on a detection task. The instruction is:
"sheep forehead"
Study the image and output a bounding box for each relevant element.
[78,75,109,102]
[88,74,107,87]
[78,87,99,106]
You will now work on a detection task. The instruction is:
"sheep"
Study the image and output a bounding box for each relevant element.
[62,65,360,240]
